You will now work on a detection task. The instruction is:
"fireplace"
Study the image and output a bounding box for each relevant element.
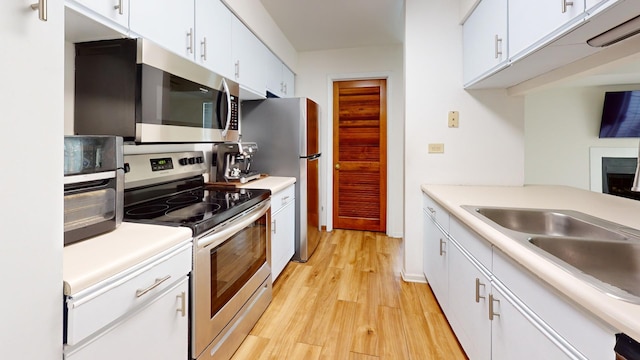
[590,147,640,201]
[602,157,640,200]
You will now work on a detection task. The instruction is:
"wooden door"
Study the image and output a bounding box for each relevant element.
[332,79,387,232]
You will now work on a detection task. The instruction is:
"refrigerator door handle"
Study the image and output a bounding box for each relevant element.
[301,153,321,160]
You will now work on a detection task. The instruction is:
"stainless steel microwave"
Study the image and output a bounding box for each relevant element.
[74,38,239,143]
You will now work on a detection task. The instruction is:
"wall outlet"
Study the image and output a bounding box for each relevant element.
[428,143,444,153]
[448,111,459,128]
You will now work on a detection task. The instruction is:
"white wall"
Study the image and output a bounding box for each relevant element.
[404,0,525,280]
[525,85,640,189]
[295,45,405,238]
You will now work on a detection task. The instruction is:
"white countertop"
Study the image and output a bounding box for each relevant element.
[421,184,640,341]
[63,222,192,296]
[238,176,296,193]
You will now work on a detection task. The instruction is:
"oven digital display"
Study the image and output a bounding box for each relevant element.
[150,158,174,171]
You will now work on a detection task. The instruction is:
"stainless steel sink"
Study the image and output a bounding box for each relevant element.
[529,236,640,302]
[473,207,628,240]
[462,205,640,303]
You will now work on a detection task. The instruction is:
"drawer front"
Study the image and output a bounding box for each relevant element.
[449,217,492,271]
[66,243,192,346]
[492,249,616,360]
[423,193,449,232]
[271,184,295,215]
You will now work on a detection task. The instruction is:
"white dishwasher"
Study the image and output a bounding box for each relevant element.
[63,240,192,360]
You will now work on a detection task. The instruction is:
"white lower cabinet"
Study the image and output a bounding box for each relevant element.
[490,283,572,360]
[422,194,616,360]
[64,278,189,360]
[422,194,449,310]
[270,184,295,281]
[447,240,491,360]
[64,242,192,359]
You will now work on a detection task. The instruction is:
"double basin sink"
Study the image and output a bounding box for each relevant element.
[463,205,640,304]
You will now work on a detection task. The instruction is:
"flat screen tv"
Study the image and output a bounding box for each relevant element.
[599,90,640,138]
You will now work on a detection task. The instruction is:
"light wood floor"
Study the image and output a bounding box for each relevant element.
[231,230,468,360]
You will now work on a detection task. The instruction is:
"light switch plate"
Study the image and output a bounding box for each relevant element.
[448,111,459,128]
[428,143,444,153]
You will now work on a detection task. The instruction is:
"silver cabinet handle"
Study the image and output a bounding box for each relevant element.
[494,34,503,59]
[489,294,500,320]
[439,238,446,256]
[562,0,574,13]
[280,81,284,93]
[427,206,436,216]
[30,0,47,22]
[475,278,486,303]
[187,28,194,54]
[201,37,207,60]
[234,60,240,79]
[136,275,171,297]
[176,291,186,317]
[114,0,123,15]
[281,195,290,205]
[272,219,277,234]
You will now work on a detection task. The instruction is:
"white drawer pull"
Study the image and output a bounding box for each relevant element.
[135,275,171,298]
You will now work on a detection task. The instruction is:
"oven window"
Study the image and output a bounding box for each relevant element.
[210,214,267,317]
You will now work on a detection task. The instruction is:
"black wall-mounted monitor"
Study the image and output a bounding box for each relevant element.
[599,90,640,138]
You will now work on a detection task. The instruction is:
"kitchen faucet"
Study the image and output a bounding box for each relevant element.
[633,140,640,192]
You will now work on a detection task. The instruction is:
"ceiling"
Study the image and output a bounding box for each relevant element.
[259,0,404,52]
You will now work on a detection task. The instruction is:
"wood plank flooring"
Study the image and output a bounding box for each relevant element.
[231,230,467,360]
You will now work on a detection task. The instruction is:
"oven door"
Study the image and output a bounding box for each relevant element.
[193,200,271,359]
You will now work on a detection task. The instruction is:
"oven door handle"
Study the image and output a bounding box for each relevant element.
[197,201,270,249]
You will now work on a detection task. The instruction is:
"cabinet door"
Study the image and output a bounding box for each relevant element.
[271,201,295,280]
[195,0,233,78]
[231,16,267,98]
[265,50,284,97]
[129,0,195,59]
[447,241,492,360]
[462,0,508,85]
[509,0,586,59]
[491,288,572,360]
[65,279,189,360]
[422,209,449,310]
[2,1,63,359]
[67,0,129,28]
[282,66,295,97]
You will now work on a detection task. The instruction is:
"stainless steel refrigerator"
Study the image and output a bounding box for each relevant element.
[241,97,321,262]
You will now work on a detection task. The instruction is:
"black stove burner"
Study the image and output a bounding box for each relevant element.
[167,194,200,204]
[163,202,222,221]
[126,204,171,218]
[123,176,270,237]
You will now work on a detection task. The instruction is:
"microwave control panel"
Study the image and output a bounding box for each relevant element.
[229,95,239,131]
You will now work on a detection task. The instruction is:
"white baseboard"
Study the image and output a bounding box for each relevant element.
[401,270,427,283]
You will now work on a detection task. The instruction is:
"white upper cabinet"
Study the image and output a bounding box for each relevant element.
[66,0,129,29]
[195,0,234,79]
[129,0,195,59]
[462,0,508,86]
[509,0,586,60]
[231,16,268,99]
[266,51,295,98]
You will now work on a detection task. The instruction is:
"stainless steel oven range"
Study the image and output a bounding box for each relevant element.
[122,151,272,360]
